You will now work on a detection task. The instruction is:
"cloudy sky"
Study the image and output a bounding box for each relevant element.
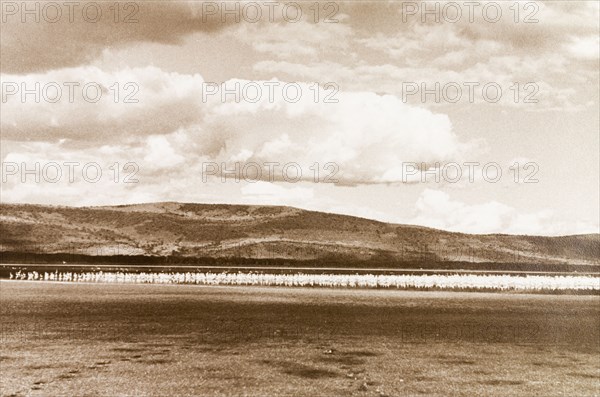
[1,1,598,235]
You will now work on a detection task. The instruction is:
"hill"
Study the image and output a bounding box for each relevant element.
[1,202,598,270]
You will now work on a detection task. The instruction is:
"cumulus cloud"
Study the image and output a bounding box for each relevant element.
[1,66,206,143]
[2,69,469,185]
[199,79,466,184]
[409,189,600,235]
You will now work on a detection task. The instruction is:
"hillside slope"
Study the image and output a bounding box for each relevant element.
[1,202,598,268]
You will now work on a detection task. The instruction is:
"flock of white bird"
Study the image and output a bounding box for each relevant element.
[9,270,600,291]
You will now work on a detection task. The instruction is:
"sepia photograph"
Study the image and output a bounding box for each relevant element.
[1,1,599,396]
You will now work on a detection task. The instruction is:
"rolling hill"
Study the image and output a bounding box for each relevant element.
[0,202,598,270]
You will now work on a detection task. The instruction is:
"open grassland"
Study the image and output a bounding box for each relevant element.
[1,281,599,396]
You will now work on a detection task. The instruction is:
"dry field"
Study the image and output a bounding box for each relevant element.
[1,281,599,396]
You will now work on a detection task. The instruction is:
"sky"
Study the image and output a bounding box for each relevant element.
[1,0,599,235]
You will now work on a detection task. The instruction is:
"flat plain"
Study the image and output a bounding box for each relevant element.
[1,281,599,397]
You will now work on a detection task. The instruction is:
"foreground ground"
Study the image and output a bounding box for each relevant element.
[1,281,599,396]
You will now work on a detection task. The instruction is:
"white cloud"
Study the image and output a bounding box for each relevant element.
[200,80,465,184]
[1,66,207,142]
[2,68,468,187]
[143,135,186,168]
[567,35,600,60]
[409,189,600,235]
